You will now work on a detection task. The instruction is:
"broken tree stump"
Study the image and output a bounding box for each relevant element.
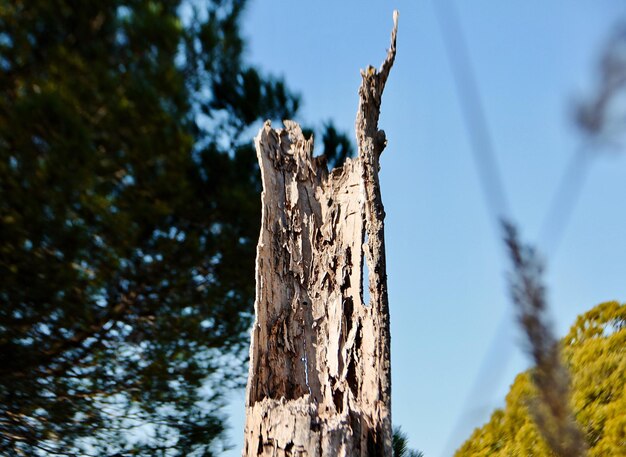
[242,11,398,457]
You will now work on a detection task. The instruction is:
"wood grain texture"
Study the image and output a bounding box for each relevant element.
[243,12,398,457]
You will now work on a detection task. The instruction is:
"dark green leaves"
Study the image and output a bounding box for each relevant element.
[393,426,424,457]
[0,1,306,455]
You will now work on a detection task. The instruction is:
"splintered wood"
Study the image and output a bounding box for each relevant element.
[243,12,398,457]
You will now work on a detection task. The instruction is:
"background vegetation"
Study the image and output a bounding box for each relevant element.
[456,301,626,456]
[0,1,349,455]
[1,1,623,456]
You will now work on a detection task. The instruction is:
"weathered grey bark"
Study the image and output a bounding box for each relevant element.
[242,12,398,457]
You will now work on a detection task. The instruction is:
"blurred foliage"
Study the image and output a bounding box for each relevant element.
[503,222,586,457]
[0,0,352,455]
[393,426,424,457]
[301,120,354,170]
[455,301,626,457]
[576,23,626,149]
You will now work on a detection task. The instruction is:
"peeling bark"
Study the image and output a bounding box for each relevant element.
[242,12,398,457]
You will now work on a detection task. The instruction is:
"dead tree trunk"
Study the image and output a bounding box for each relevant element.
[242,12,398,457]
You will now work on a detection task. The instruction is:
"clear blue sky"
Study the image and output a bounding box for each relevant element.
[224,1,626,456]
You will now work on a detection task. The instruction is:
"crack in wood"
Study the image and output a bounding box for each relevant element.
[243,11,398,457]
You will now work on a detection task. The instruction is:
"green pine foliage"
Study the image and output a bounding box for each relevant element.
[455,301,626,457]
[393,426,424,457]
[0,1,352,455]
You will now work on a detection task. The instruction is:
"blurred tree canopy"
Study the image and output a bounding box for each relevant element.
[455,301,626,457]
[0,0,351,455]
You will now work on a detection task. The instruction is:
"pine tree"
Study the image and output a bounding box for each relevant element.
[0,1,350,455]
